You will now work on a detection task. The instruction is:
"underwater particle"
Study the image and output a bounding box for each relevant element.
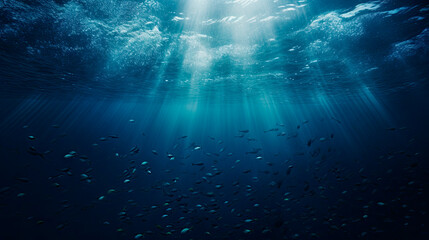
[28,136,36,140]
[181,228,190,234]
[134,233,144,239]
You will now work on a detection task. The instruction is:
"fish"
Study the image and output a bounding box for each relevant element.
[192,162,204,166]
[130,146,140,154]
[246,148,262,155]
[27,147,45,159]
[286,165,293,175]
[0,187,11,194]
[16,177,30,183]
[264,128,279,133]
[331,117,342,124]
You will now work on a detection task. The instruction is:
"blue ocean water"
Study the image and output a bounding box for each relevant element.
[0,0,428,239]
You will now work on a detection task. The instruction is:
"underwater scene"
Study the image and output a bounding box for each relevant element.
[0,0,428,239]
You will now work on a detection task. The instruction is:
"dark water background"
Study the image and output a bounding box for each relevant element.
[1,0,429,239]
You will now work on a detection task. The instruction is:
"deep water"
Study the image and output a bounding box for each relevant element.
[1,0,429,239]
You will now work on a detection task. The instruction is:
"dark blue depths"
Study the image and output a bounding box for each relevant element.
[0,94,428,240]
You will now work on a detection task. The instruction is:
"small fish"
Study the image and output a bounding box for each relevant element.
[27,147,45,159]
[286,165,293,175]
[130,146,140,155]
[0,187,11,194]
[16,177,30,183]
[264,128,279,133]
[64,151,77,159]
[134,234,144,239]
[192,162,204,166]
[331,117,341,124]
[239,130,249,133]
[246,148,261,154]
